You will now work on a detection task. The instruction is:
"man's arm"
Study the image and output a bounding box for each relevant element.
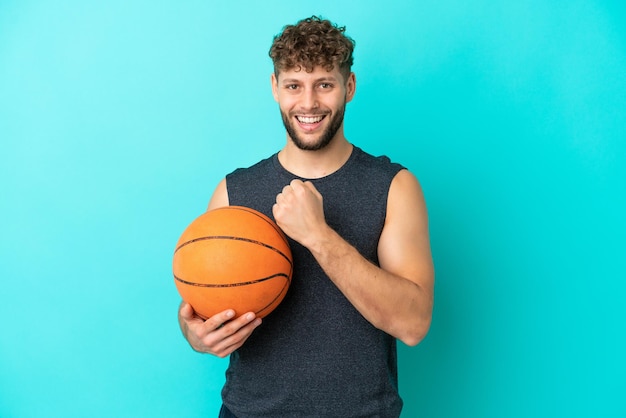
[205,178,229,211]
[273,170,434,346]
[177,178,262,356]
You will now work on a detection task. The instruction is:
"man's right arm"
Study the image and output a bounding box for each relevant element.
[177,178,262,357]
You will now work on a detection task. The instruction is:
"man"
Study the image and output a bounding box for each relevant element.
[178,16,434,417]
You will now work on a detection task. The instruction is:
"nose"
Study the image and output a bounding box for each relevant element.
[300,87,319,111]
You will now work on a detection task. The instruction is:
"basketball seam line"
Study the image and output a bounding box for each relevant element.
[175,235,292,265]
[255,280,290,316]
[173,272,290,287]
[229,206,290,247]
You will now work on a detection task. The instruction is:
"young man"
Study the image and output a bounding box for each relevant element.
[178,16,434,417]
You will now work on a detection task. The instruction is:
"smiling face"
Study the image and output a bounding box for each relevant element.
[272,66,356,151]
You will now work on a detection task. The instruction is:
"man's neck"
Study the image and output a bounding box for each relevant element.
[278,136,353,179]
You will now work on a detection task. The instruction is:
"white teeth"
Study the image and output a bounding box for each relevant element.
[297,115,324,124]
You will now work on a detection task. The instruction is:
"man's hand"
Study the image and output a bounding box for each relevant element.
[273,179,328,248]
[178,302,261,358]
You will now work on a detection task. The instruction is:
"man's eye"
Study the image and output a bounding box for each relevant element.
[319,83,332,89]
[286,84,298,90]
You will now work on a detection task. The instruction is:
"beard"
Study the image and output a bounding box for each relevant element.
[280,102,346,151]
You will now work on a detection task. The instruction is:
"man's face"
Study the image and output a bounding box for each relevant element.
[271,66,355,151]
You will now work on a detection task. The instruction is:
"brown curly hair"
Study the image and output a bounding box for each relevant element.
[269,16,355,81]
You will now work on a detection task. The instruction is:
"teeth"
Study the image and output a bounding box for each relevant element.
[297,115,324,124]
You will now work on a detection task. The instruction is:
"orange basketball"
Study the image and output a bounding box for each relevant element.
[173,206,292,319]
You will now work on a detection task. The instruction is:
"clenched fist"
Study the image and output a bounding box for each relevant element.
[272,179,328,249]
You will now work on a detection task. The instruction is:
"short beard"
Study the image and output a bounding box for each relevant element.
[281,103,346,151]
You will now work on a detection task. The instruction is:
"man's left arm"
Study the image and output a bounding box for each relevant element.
[273,170,434,346]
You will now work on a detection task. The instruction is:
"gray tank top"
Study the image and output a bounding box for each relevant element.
[223,146,405,417]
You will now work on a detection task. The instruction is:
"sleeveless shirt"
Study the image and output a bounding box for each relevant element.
[222,146,406,418]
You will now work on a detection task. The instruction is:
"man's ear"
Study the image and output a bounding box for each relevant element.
[345,72,356,103]
[271,73,279,102]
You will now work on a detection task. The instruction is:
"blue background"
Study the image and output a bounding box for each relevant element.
[1,1,624,417]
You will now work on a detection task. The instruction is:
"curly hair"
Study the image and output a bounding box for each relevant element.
[269,16,355,81]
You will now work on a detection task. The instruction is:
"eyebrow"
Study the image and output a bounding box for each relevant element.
[281,76,339,84]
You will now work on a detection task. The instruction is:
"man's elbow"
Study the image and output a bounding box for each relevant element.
[399,316,432,347]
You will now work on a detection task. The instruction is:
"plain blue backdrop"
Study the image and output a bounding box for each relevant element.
[1,1,624,417]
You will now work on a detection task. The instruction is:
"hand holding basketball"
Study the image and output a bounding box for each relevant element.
[178,302,261,357]
[273,180,326,248]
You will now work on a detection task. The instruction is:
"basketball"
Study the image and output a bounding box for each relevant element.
[173,206,292,319]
